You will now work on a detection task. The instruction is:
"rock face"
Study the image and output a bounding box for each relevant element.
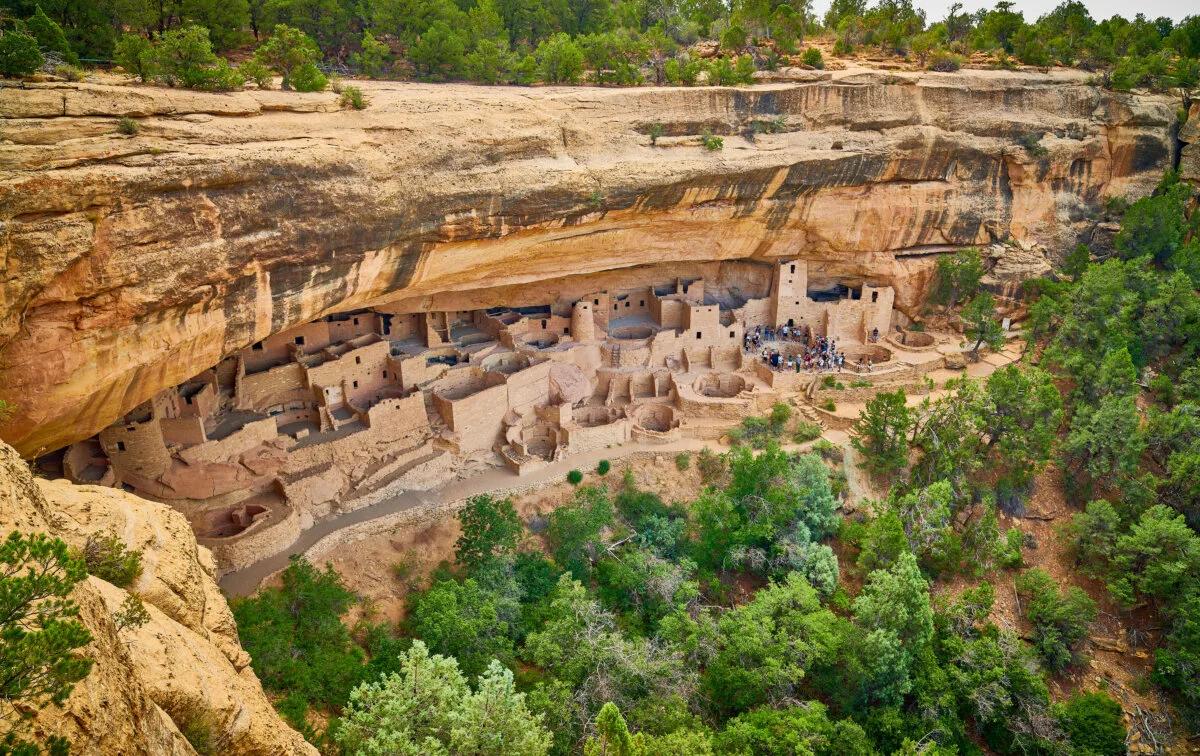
[0,441,315,755]
[0,69,1177,456]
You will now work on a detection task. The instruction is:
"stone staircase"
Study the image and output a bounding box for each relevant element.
[794,400,827,431]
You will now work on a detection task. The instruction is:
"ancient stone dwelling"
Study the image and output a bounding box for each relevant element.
[51,259,896,571]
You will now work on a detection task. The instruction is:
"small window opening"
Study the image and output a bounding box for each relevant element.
[252,342,263,351]
[116,441,126,451]
[294,336,305,346]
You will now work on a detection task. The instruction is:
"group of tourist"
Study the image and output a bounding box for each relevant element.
[743,324,866,373]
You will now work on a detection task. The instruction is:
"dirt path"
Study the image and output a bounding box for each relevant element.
[219,437,720,597]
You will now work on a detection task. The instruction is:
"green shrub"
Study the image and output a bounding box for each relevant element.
[674,452,690,471]
[116,116,139,135]
[1054,691,1127,756]
[115,33,155,82]
[997,527,1024,568]
[928,49,963,72]
[54,64,84,81]
[113,593,150,632]
[706,56,740,85]
[734,54,755,83]
[168,699,223,755]
[0,531,94,756]
[697,447,726,484]
[290,61,327,92]
[736,416,773,448]
[83,531,143,588]
[801,47,824,69]
[993,50,1018,70]
[352,30,390,77]
[793,421,822,443]
[237,59,273,89]
[649,122,664,145]
[535,33,584,84]
[820,399,836,412]
[187,59,245,91]
[750,116,787,136]
[701,130,723,151]
[339,85,366,109]
[152,24,216,87]
[567,469,584,485]
[391,560,413,581]
[812,438,840,462]
[0,30,43,78]
[829,468,848,499]
[455,495,522,576]
[1017,132,1049,158]
[254,24,322,91]
[769,402,792,429]
[596,459,611,476]
[27,6,76,64]
[664,57,701,85]
[850,379,871,388]
[1016,568,1097,671]
[720,24,747,52]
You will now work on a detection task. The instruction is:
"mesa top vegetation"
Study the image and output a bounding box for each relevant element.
[1,0,1197,91]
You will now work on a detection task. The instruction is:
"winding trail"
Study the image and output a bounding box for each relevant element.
[219,437,716,597]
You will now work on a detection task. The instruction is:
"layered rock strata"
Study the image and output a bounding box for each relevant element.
[0,69,1178,456]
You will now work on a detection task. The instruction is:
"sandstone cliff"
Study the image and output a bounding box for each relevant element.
[0,442,316,755]
[0,69,1178,456]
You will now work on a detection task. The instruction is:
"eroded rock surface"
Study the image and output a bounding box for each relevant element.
[0,441,315,755]
[0,70,1177,456]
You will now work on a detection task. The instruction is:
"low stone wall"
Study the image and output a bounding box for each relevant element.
[179,417,278,466]
[808,405,857,431]
[337,452,455,513]
[202,503,305,576]
[565,419,630,455]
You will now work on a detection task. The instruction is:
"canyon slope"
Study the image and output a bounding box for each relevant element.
[0,440,315,754]
[0,69,1180,457]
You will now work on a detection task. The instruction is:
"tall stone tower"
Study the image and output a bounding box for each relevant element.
[770,260,808,328]
[571,300,595,341]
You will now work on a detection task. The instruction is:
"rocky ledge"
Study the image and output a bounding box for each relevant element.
[0,440,314,753]
[0,69,1179,456]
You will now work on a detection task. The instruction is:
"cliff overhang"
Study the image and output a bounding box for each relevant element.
[0,69,1178,456]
